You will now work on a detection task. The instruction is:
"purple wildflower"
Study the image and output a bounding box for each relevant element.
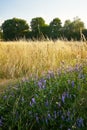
[57,110,62,116]
[60,124,63,129]
[76,117,84,128]
[58,102,61,107]
[38,81,42,89]
[48,113,51,119]
[54,111,57,119]
[0,119,3,127]
[36,116,39,122]
[47,70,54,78]
[30,97,36,106]
[61,115,65,120]
[66,92,69,98]
[66,111,71,122]
[45,118,48,124]
[71,81,75,87]
[3,95,7,100]
[74,64,80,72]
[0,117,3,127]
[31,97,36,104]
[67,111,70,117]
[38,79,46,89]
[30,101,32,106]
[35,114,39,123]
[62,92,66,103]
[45,100,49,107]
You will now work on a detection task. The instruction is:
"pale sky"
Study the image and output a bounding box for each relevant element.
[0,0,87,27]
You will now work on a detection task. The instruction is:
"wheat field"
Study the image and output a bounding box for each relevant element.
[0,40,87,80]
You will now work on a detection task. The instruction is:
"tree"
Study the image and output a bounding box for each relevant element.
[0,26,3,40]
[30,17,46,39]
[63,20,73,40]
[49,18,62,39]
[71,17,85,32]
[64,20,71,30]
[1,18,29,40]
[63,17,85,40]
[82,29,87,41]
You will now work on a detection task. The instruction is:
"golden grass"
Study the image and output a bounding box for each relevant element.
[0,40,87,80]
[0,78,20,93]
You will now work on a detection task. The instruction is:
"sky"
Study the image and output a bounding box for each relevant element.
[0,0,87,27]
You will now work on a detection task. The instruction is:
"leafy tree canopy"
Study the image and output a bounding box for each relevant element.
[2,18,29,40]
[50,18,62,28]
[49,18,62,39]
[31,17,46,32]
[71,17,85,32]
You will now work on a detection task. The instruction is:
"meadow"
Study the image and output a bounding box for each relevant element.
[0,40,87,130]
[0,40,87,79]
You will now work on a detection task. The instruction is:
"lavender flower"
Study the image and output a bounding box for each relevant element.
[60,124,63,129]
[0,117,3,127]
[58,102,61,107]
[35,113,39,123]
[45,100,49,107]
[31,97,36,104]
[0,119,3,127]
[30,101,32,106]
[3,95,7,100]
[67,111,70,117]
[76,117,84,128]
[71,81,75,87]
[47,70,54,78]
[61,115,65,120]
[62,92,66,103]
[38,81,42,89]
[30,97,36,106]
[45,118,48,124]
[38,78,46,89]
[47,113,51,119]
[36,116,39,122]
[54,111,57,119]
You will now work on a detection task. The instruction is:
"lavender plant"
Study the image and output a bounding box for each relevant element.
[0,63,87,130]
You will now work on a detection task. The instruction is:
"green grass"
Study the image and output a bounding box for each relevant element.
[0,63,87,130]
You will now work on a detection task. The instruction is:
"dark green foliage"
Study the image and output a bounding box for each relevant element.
[1,17,87,41]
[49,18,62,40]
[30,17,46,40]
[63,17,85,40]
[82,29,87,40]
[0,27,3,40]
[40,25,50,39]
[1,18,29,41]
[0,63,87,130]
[0,31,3,40]
[31,17,45,32]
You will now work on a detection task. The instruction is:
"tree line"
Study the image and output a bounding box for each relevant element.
[0,17,87,41]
